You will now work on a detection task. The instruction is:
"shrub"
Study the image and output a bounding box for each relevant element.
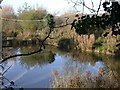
[58,38,74,51]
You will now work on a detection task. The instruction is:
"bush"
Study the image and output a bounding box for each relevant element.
[58,38,74,51]
[94,36,120,54]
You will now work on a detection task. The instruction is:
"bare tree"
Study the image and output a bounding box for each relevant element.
[65,0,105,15]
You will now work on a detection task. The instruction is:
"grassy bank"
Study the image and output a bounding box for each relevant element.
[3,25,120,55]
[46,26,120,55]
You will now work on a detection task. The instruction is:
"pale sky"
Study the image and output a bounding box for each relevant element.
[1,0,107,15]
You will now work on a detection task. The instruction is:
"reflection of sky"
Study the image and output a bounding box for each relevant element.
[55,54,106,76]
[15,48,21,61]
[3,49,107,88]
[83,61,106,76]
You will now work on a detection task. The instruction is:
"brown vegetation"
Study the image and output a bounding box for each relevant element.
[51,67,120,88]
[2,5,120,55]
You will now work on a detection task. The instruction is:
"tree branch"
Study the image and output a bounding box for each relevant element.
[82,1,96,13]
[91,0,94,10]
[54,17,71,28]
[97,0,102,15]
[1,49,42,63]
[1,26,53,63]
[1,17,72,63]
[66,0,100,14]
[82,0,85,15]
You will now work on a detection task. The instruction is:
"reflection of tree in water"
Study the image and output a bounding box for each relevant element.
[63,50,120,73]
[2,46,55,69]
[62,51,102,66]
[51,51,120,88]
[50,47,120,75]
[2,46,120,87]
[2,47,20,67]
[72,52,100,65]
[52,47,100,65]
[20,48,55,69]
[56,50,120,80]
[60,54,105,77]
[2,47,18,59]
[2,46,120,73]
[102,55,120,74]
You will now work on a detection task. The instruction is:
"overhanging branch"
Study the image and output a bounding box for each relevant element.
[1,17,72,63]
[1,26,53,63]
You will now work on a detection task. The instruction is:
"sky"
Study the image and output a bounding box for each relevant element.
[1,0,73,15]
[1,0,110,15]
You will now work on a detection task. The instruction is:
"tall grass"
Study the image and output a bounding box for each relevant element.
[51,67,119,88]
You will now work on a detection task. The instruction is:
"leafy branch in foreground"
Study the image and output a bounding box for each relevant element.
[71,1,120,36]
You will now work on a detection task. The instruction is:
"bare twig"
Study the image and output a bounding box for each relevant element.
[1,47,42,63]
[68,0,96,13]
[0,65,4,70]
[71,0,82,12]
[91,0,94,10]
[97,0,102,15]
[82,0,85,15]
[54,23,71,28]
[3,76,11,83]
[2,65,12,75]
[54,17,71,28]
[82,2,96,13]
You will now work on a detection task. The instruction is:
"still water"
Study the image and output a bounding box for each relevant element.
[2,46,120,88]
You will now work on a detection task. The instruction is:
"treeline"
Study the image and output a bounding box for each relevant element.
[2,3,76,38]
[2,3,48,38]
[2,3,77,41]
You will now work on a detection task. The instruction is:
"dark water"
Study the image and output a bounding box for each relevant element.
[2,46,120,88]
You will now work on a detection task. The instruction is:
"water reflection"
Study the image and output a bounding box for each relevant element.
[2,46,120,88]
[61,55,106,77]
[102,55,120,73]
[20,49,55,69]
